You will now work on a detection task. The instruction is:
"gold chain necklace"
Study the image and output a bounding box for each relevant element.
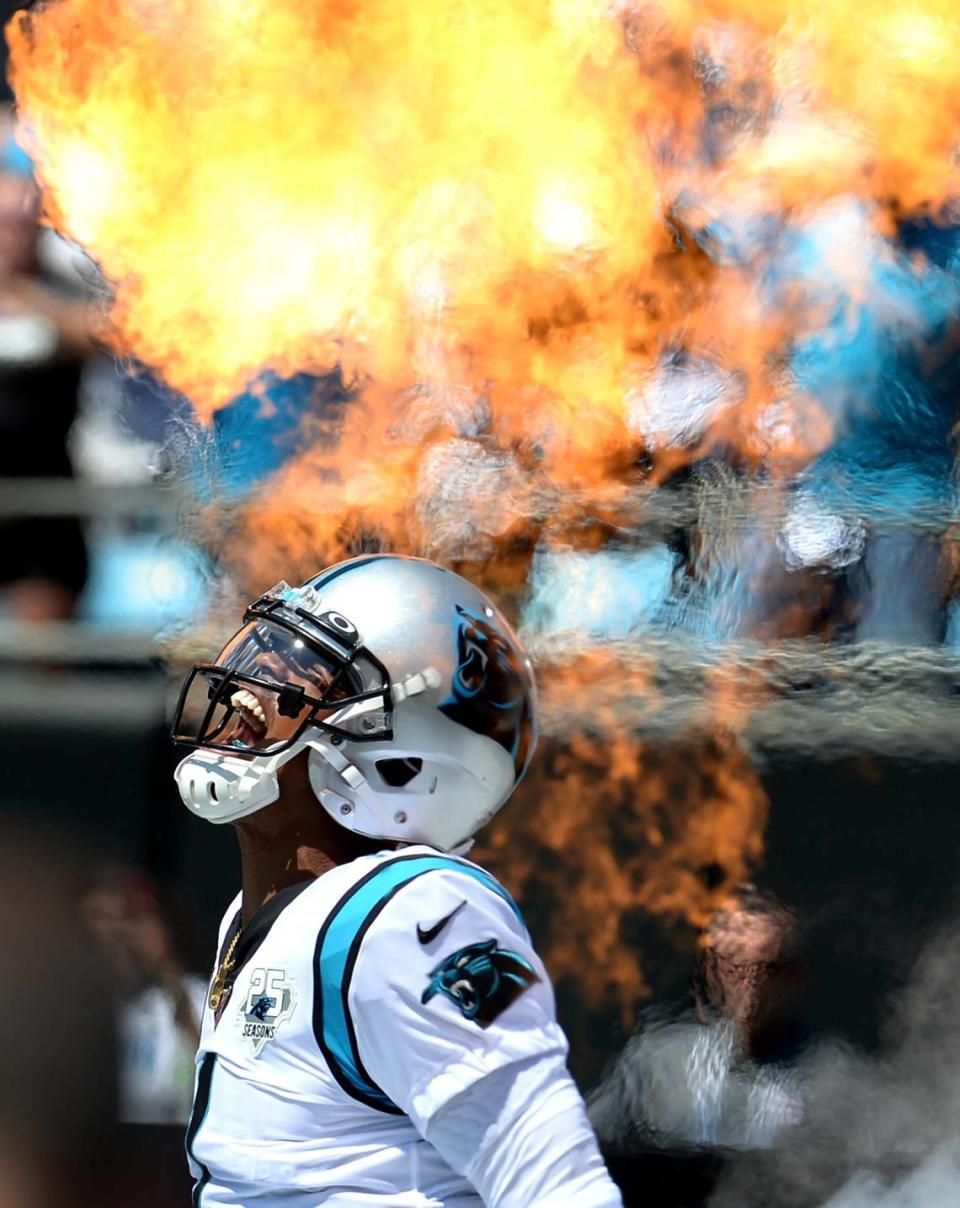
[208,927,242,1012]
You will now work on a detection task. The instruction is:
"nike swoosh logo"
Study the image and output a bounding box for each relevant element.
[417,900,467,945]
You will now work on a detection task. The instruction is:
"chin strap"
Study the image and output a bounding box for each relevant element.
[306,736,382,833]
[310,737,367,790]
[306,737,472,854]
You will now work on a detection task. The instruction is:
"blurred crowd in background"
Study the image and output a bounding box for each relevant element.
[0,95,206,636]
[0,19,229,1198]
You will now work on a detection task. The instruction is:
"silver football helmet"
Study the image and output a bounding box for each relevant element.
[171,555,538,851]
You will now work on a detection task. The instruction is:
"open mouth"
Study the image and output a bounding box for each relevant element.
[226,687,269,748]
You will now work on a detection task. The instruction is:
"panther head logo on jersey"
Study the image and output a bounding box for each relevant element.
[421,939,539,1028]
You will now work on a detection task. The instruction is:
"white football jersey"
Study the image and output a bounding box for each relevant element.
[186,845,569,1206]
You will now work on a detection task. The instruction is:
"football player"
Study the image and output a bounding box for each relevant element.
[172,554,623,1207]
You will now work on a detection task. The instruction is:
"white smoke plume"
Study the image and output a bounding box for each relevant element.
[703,921,960,1206]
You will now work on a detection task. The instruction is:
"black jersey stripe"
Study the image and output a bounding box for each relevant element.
[185,1051,216,1207]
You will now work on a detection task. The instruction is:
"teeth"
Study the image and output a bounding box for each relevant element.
[230,689,267,725]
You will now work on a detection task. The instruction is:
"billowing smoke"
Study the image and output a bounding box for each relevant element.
[752,919,960,1207]
[591,917,960,1206]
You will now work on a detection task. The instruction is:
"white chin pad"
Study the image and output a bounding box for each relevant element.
[174,746,294,824]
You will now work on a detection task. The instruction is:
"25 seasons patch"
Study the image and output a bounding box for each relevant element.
[421,939,539,1027]
[239,967,296,1056]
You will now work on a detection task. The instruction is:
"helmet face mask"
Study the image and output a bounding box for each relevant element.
[172,558,538,847]
[172,605,393,756]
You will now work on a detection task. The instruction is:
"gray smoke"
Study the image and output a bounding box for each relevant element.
[822,1147,960,1208]
[707,922,960,1207]
[589,919,960,1206]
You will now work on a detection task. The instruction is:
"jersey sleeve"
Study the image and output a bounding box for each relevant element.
[333,859,568,1132]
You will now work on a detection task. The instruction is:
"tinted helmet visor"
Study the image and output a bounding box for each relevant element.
[172,617,391,754]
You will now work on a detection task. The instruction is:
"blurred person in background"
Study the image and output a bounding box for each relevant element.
[589,886,808,1153]
[0,102,98,622]
[0,830,118,1207]
[84,866,205,1125]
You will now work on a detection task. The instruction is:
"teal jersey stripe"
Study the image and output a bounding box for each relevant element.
[313,854,524,1111]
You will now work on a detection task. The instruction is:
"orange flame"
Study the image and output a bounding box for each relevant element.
[9,0,665,423]
[477,714,769,1019]
[11,0,953,484]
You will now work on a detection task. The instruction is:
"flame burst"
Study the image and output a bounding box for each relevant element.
[13,0,960,500]
[10,0,664,424]
[12,0,960,1013]
[11,0,960,429]
[478,663,769,1017]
